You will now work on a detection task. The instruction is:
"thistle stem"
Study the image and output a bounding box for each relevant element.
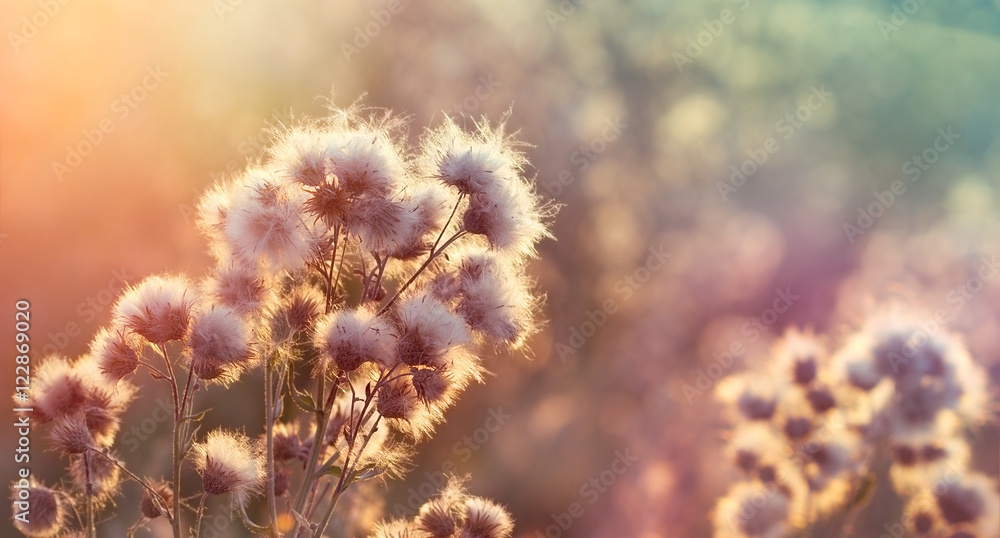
[378,230,467,315]
[265,359,280,537]
[84,452,96,538]
[193,494,207,538]
[287,370,331,536]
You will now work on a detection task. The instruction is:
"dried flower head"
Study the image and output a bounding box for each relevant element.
[935,473,1000,532]
[113,274,196,344]
[458,497,514,538]
[49,414,93,454]
[282,285,325,336]
[717,374,782,423]
[376,376,420,421]
[454,249,537,348]
[202,262,275,318]
[139,480,173,520]
[271,422,308,462]
[186,305,254,382]
[424,117,552,258]
[386,181,453,261]
[713,482,790,538]
[194,429,264,507]
[89,327,141,383]
[270,127,330,187]
[410,368,452,404]
[768,329,825,386]
[415,497,459,537]
[27,356,135,446]
[394,294,470,368]
[11,481,64,538]
[315,307,395,372]
[222,167,317,272]
[70,451,121,508]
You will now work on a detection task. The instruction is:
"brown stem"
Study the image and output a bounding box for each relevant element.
[84,452,96,538]
[265,360,280,537]
[377,231,467,316]
[192,494,207,538]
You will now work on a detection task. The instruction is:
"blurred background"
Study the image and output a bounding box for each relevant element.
[2,0,999,536]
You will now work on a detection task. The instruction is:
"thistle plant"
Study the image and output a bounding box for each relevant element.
[712,309,999,538]
[13,104,553,538]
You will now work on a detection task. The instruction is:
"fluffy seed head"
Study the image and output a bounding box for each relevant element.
[387,182,453,261]
[415,497,458,537]
[424,117,551,258]
[140,481,173,519]
[70,451,121,507]
[90,327,140,383]
[50,414,93,454]
[11,481,64,537]
[27,356,87,424]
[716,374,783,423]
[935,474,998,528]
[425,117,521,196]
[349,197,421,256]
[377,376,420,421]
[202,263,274,318]
[28,356,135,443]
[805,387,837,414]
[410,368,452,404]
[270,127,330,187]
[282,285,325,336]
[713,482,790,538]
[271,422,308,462]
[327,128,406,196]
[459,497,514,538]
[195,430,264,506]
[223,168,316,272]
[769,329,825,386]
[315,307,395,372]
[114,275,196,344]
[454,249,536,348]
[186,306,254,383]
[395,294,470,368]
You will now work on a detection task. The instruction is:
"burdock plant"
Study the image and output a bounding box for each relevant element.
[13,104,554,538]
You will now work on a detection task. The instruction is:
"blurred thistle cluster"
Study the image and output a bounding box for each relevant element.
[713,312,998,538]
[13,104,553,538]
